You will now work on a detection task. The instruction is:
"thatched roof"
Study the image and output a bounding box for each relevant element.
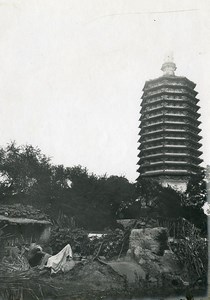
[0,215,51,225]
[0,204,51,225]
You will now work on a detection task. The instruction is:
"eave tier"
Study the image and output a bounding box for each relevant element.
[137,149,202,159]
[137,169,198,177]
[138,168,201,177]
[139,128,202,137]
[138,151,202,157]
[142,76,196,91]
[140,104,200,117]
[138,120,201,130]
[138,143,202,152]
[140,95,200,104]
[138,145,202,155]
[139,114,201,125]
[138,135,202,145]
[143,83,197,96]
[138,144,202,152]
[136,173,190,182]
[137,154,203,166]
[138,159,202,170]
[137,163,200,172]
[142,88,198,99]
[141,93,199,105]
[138,132,202,143]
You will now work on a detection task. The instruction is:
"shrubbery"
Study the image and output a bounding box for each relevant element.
[49,227,130,259]
[0,142,208,234]
[49,227,89,255]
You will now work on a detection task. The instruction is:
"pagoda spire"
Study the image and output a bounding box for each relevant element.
[161,52,177,76]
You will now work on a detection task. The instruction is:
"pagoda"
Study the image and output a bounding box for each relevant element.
[137,56,203,190]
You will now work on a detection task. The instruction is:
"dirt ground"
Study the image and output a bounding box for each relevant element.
[25,260,126,299]
[0,259,207,300]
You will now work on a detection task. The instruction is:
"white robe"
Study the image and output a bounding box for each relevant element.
[46,244,73,274]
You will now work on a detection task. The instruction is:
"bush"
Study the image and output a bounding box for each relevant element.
[49,227,130,259]
[49,227,89,255]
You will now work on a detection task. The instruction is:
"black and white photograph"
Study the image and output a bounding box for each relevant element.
[0,1,209,299]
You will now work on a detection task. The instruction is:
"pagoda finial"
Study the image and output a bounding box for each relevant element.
[161,52,176,76]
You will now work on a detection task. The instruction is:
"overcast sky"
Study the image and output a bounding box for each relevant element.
[0,0,209,182]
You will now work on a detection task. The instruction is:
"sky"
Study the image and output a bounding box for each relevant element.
[0,0,210,182]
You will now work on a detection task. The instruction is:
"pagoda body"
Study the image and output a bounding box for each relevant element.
[137,59,203,190]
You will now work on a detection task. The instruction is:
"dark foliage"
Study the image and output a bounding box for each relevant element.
[49,227,90,255]
[49,226,130,259]
[182,169,208,234]
[154,186,182,218]
[0,142,207,233]
[183,169,207,208]
[170,231,208,281]
[122,178,182,219]
[0,142,52,208]
[0,142,135,230]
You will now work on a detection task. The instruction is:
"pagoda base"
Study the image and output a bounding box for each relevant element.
[138,174,189,192]
[157,175,189,192]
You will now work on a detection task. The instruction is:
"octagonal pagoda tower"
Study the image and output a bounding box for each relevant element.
[137,58,203,190]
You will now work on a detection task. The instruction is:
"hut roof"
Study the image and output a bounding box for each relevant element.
[0,204,51,225]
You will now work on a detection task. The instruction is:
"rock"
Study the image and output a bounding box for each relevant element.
[98,256,106,261]
[139,258,146,265]
[149,277,158,284]
[126,249,132,257]
[129,227,168,256]
[134,246,144,258]
[63,260,76,273]
[126,249,134,262]
[108,261,146,283]
[144,249,156,261]
[124,226,186,287]
[159,251,182,274]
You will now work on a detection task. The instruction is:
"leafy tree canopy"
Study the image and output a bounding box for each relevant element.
[0,142,207,232]
[0,142,52,205]
[183,168,207,208]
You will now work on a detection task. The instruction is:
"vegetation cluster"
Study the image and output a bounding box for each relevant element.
[0,142,207,233]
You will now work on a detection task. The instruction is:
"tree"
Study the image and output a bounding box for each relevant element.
[0,143,136,230]
[153,186,182,218]
[103,175,135,218]
[51,168,135,230]
[122,178,182,219]
[182,168,207,234]
[0,142,52,207]
[183,168,207,208]
[48,165,113,229]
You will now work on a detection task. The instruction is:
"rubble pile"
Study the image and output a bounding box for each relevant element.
[126,227,184,283]
[0,222,207,299]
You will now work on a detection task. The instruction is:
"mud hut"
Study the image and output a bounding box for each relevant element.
[0,204,51,258]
